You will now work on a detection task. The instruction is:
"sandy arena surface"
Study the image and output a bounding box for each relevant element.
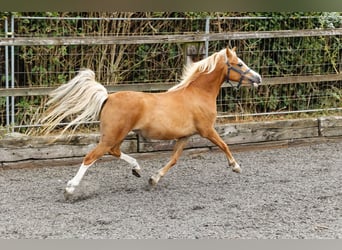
[0,141,341,239]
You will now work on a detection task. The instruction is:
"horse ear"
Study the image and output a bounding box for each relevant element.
[232,46,236,52]
[226,47,234,58]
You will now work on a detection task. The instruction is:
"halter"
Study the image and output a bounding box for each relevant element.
[225,61,252,89]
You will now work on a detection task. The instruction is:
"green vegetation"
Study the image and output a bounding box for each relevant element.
[0,12,341,131]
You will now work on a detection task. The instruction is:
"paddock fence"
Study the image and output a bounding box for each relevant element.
[0,14,341,134]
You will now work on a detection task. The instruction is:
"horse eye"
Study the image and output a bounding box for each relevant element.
[237,63,243,67]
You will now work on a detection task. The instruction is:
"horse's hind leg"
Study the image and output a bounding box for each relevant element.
[149,137,189,186]
[109,146,142,177]
[64,142,110,200]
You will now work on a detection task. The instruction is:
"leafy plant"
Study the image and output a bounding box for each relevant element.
[1,12,341,131]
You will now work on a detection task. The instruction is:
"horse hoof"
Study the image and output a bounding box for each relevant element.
[148,176,158,187]
[232,166,242,173]
[64,189,72,201]
[132,168,141,178]
[64,186,75,200]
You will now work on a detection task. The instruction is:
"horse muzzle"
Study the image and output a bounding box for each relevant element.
[250,73,262,88]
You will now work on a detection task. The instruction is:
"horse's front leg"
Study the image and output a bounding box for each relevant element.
[149,137,189,186]
[202,128,241,173]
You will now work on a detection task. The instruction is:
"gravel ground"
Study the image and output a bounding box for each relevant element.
[0,141,341,239]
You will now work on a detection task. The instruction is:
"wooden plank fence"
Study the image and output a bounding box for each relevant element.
[1,28,341,98]
[1,116,341,169]
[1,74,341,97]
[1,29,341,46]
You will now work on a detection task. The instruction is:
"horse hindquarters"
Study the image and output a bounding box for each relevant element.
[64,93,143,200]
[99,92,144,141]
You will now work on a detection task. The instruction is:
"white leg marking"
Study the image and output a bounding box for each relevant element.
[232,162,241,173]
[120,153,141,170]
[65,162,93,195]
[149,173,161,186]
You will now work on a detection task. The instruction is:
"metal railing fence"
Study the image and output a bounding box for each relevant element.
[0,13,341,133]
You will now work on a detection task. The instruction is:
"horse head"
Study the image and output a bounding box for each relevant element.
[225,47,262,88]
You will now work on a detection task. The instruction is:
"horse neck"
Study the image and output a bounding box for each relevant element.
[188,65,226,98]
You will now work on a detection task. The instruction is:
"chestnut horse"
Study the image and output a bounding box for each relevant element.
[41,47,262,200]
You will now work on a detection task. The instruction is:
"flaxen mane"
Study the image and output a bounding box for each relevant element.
[168,48,227,92]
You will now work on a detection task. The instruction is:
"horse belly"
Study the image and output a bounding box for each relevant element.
[137,113,197,140]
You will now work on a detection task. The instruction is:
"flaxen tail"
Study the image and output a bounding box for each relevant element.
[39,69,108,135]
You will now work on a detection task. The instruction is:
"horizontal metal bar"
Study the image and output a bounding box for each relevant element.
[15,16,322,21]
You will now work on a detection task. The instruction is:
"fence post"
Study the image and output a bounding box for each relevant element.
[4,16,10,132]
[181,16,210,66]
[205,16,210,58]
[10,14,15,132]
[182,42,206,65]
[4,15,15,133]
